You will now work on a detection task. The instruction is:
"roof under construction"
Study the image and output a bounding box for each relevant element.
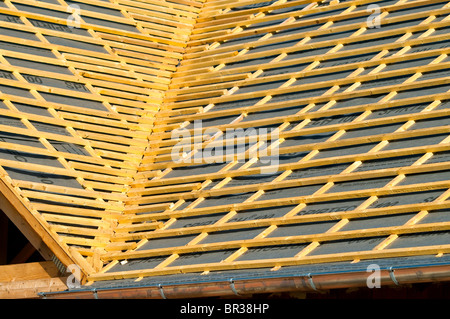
[0,0,449,299]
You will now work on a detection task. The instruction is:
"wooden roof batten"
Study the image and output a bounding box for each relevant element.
[0,0,449,294]
[0,0,206,285]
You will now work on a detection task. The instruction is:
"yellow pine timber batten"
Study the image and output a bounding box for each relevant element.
[0,0,449,284]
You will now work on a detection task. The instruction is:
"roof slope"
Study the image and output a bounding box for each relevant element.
[0,0,201,275]
[0,0,449,293]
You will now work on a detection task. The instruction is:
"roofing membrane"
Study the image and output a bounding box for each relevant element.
[0,0,448,290]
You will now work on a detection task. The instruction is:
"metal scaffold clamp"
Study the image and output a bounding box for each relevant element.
[229,278,239,296]
[158,284,167,299]
[307,273,318,291]
[389,267,400,286]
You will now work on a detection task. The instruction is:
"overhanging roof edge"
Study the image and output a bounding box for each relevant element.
[0,177,88,279]
[38,262,450,299]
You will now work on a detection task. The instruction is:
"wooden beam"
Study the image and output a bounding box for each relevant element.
[0,261,67,299]
[0,0,447,283]
[90,244,450,281]
[113,201,450,241]
[104,221,450,261]
[0,261,61,282]
[131,143,450,188]
[0,278,68,299]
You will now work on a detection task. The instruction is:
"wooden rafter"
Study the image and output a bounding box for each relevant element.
[0,0,447,285]
[0,261,67,299]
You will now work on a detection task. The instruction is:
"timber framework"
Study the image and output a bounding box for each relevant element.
[0,0,449,299]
